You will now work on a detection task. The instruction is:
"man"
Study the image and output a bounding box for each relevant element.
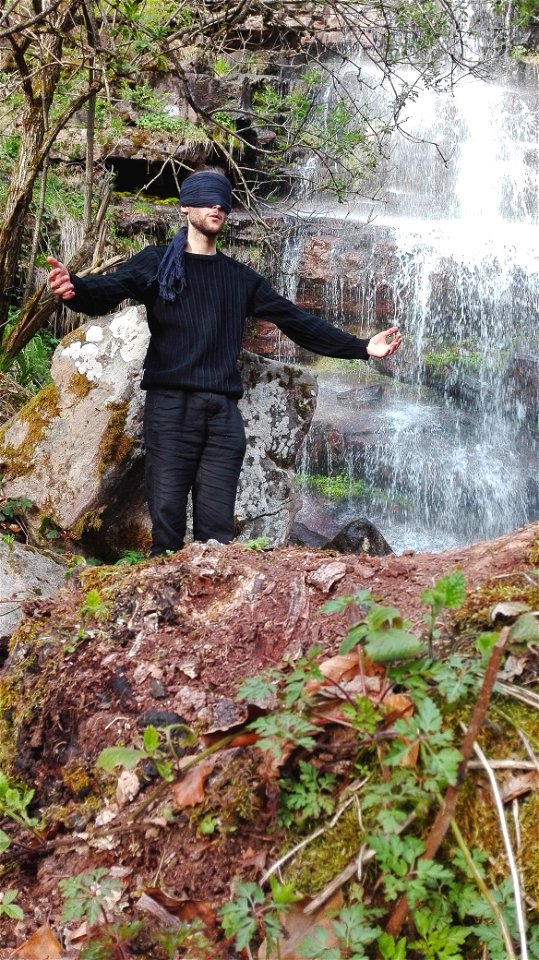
[48,169,402,555]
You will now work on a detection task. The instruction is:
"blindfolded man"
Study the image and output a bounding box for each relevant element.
[48,169,402,556]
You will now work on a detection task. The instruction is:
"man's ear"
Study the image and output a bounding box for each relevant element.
[180,205,189,214]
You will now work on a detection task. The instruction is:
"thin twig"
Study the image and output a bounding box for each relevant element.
[472,738,529,960]
[517,730,539,771]
[494,681,539,711]
[467,760,537,770]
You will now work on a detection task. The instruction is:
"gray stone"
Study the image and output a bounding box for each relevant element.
[0,540,66,639]
[0,306,317,555]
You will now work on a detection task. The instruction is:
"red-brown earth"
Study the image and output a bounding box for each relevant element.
[0,522,538,956]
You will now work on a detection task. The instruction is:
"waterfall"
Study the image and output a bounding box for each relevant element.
[273,41,539,552]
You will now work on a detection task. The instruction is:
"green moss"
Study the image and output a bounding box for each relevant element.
[71,510,103,540]
[0,621,60,771]
[68,371,94,399]
[0,383,60,477]
[59,328,85,349]
[424,348,460,368]
[453,570,539,645]
[297,472,410,508]
[520,792,539,908]
[61,761,93,799]
[97,402,134,476]
[283,805,363,895]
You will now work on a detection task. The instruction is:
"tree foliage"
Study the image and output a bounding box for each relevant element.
[0,0,529,358]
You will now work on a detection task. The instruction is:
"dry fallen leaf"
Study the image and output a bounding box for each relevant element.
[305,652,359,692]
[259,892,343,959]
[500,769,539,803]
[170,758,216,808]
[11,925,63,959]
[143,888,217,929]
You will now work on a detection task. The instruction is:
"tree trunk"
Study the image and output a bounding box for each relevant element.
[0,101,46,328]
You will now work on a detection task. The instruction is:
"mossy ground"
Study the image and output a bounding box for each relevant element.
[450,539,539,652]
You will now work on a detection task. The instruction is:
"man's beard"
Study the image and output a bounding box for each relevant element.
[188,209,225,237]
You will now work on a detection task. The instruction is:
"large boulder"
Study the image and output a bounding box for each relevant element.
[0,307,317,556]
[0,540,65,640]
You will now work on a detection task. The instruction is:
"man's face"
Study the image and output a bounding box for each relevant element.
[181,205,227,237]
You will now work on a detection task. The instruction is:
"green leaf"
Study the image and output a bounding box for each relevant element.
[365,629,424,663]
[509,612,539,643]
[475,631,500,656]
[0,830,10,853]
[322,594,357,613]
[366,605,401,629]
[268,876,302,905]
[422,571,466,612]
[417,697,442,733]
[1,902,24,920]
[377,932,408,959]
[235,672,278,703]
[339,622,368,654]
[96,746,147,771]
[143,725,159,754]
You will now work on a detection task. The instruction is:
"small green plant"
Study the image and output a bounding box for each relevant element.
[114,549,147,565]
[60,868,122,925]
[323,589,425,663]
[243,536,271,551]
[0,770,38,831]
[219,878,300,955]
[278,760,336,827]
[154,919,211,959]
[79,588,109,620]
[0,773,37,922]
[59,869,137,960]
[97,723,195,781]
[421,570,467,657]
[64,626,87,654]
[0,495,32,524]
[300,901,382,958]
[0,889,24,920]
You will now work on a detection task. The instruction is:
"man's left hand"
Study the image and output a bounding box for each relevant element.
[367,326,402,358]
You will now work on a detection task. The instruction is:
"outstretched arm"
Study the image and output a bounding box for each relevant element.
[366,326,402,358]
[47,248,161,316]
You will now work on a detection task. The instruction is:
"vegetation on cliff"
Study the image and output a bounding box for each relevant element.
[0,0,535,366]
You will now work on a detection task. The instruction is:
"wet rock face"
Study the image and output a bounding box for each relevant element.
[506,355,539,429]
[0,308,317,555]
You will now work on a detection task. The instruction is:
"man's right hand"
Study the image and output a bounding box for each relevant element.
[47,256,75,300]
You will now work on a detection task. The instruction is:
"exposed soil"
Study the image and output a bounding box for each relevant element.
[1,521,538,955]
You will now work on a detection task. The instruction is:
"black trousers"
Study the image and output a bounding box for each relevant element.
[143,389,247,555]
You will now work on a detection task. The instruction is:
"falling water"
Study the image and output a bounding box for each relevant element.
[275,42,539,552]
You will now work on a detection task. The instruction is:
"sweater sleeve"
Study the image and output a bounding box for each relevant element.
[67,247,161,317]
[249,276,370,361]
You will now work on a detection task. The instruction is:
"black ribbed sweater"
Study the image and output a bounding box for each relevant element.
[69,245,370,397]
